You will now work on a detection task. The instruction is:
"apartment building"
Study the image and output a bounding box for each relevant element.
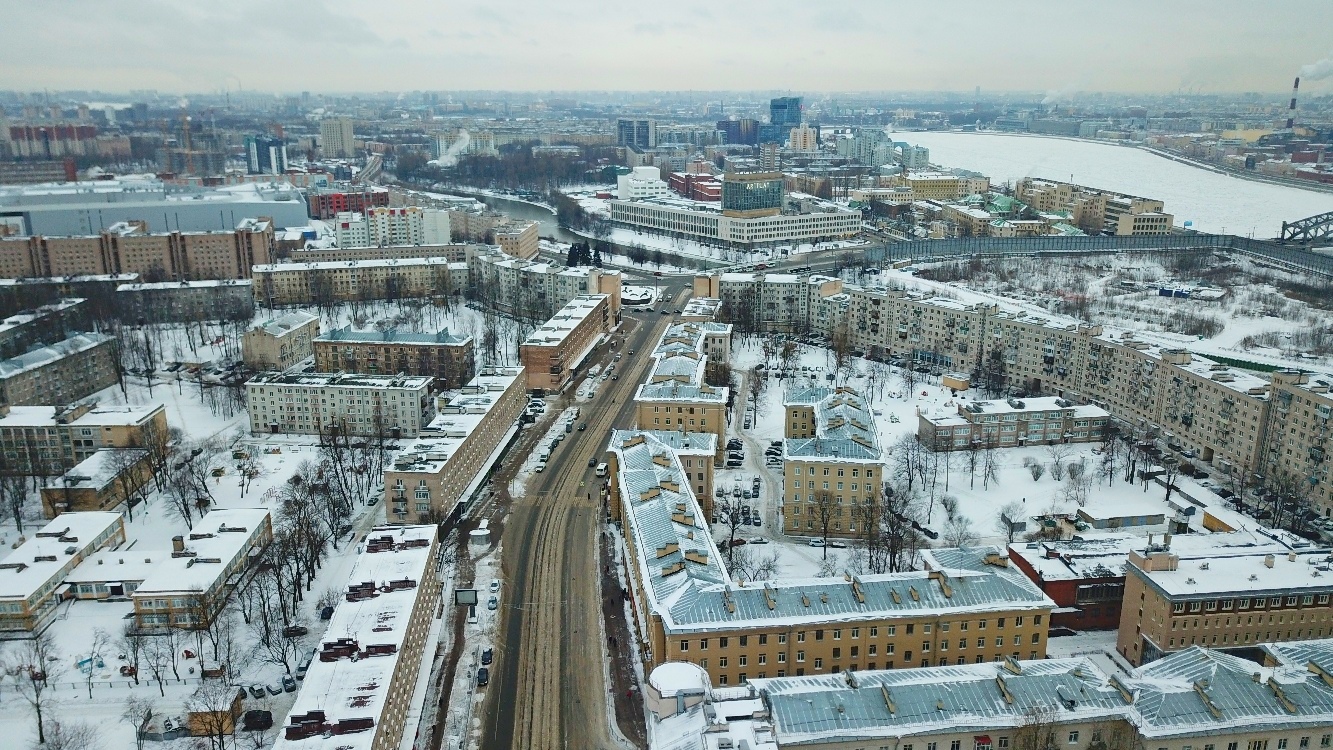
[40,448,153,517]
[781,386,883,540]
[251,256,466,307]
[382,367,526,524]
[0,511,125,635]
[0,332,117,406]
[241,310,321,371]
[494,219,539,259]
[519,295,611,392]
[115,279,255,323]
[0,298,90,360]
[0,217,275,280]
[275,525,439,750]
[246,372,434,438]
[674,644,1333,750]
[918,396,1109,451]
[0,402,168,475]
[307,185,388,220]
[468,244,623,320]
[1117,540,1333,665]
[314,326,475,390]
[319,117,356,159]
[608,197,861,248]
[132,508,273,631]
[705,272,844,333]
[332,207,451,249]
[1015,177,1172,236]
[1263,371,1333,512]
[890,171,991,200]
[633,321,733,463]
[286,243,470,264]
[606,430,1054,687]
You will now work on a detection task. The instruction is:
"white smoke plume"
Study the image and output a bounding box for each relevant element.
[1301,54,1333,82]
[1041,84,1078,106]
[431,129,471,167]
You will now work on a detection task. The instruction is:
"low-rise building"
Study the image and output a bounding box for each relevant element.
[274,525,439,750]
[1117,540,1333,665]
[246,372,434,438]
[313,326,475,389]
[0,401,168,475]
[519,295,611,393]
[781,386,883,540]
[0,511,125,635]
[917,396,1110,451]
[116,279,255,323]
[131,508,273,631]
[241,311,321,371]
[40,448,153,517]
[606,430,1054,687]
[251,256,463,307]
[0,298,90,360]
[608,195,861,249]
[383,367,526,524]
[0,332,117,406]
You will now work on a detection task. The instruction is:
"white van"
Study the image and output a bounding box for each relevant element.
[595,462,609,477]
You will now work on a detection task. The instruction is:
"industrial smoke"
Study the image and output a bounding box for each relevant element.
[1300,54,1333,82]
[433,129,471,167]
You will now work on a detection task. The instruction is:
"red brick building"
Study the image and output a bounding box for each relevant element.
[308,187,389,219]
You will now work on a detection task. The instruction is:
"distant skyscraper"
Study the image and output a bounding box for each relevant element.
[320,117,356,159]
[716,119,758,146]
[246,134,288,175]
[769,96,803,128]
[616,118,656,148]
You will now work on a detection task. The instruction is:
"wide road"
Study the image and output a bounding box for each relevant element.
[481,282,692,750]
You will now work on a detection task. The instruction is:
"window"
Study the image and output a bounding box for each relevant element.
[796,651,805,662]
[778,634,787,644]
[797,632,806,643]
[1320,736,1330,748]
[1278,741,1288,750]
[777,653,786,663]
[719,657,728,667]
[1068,732,1079,744]
[951,741,961,750]
[700,639,709,651]
[1173,602,1186,613]
[814,658,823,669]
[720,637,729,648]
[759,634,768,645]
[998,739,1010,749]
[679,640,688,652]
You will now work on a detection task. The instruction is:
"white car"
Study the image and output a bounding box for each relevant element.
[808,539,826,548]
[535,462,547,473]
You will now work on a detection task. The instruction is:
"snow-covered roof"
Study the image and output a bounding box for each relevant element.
[0,512,123,603]
[612,429,716,455]
[520,294,607,348]
[1130,547,1333,598]
[784,386,881,463]
[1007,532,1311,583]
[246,371,432,391]
[252,256,455,273]
[116,279,252,291]
[0,298,84,335]
[0,332,112,379]
[131,508,271,597]
[55,448,147,491]
[316,325,470,346]
[275,525,437,750]
[253,310,320,337]
[0,402,162,429]
[649,661,710,698]
[389,367,525,474]
[636,380,728,403]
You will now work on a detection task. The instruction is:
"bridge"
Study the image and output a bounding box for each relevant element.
[1280,211,1333,244]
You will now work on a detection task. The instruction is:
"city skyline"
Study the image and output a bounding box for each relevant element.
[3,0,1333,96]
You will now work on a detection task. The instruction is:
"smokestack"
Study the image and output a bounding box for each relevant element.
[1287,77,1300,129]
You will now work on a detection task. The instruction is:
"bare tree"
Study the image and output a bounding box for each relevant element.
[122,695,155,750]
[1013,704,1060,750]
[714,495,748,566]
[1161,457,1181,507]
[864,482,928,574]
[1047,442,1072,481]
[996,501,1026,544]
[982,436,1000,489]
[1097,427,1123,486]
[117,621,147,686]
[965,438,982,489]
[81,628,112,699]
[186,680,243,750]
[6,632,64,744]
[0,471,30,534]
[942,515,979,548]
[728,546,780,582]
[813,491,837,558]
[36,718,102,750]
[1028,462,1045,482]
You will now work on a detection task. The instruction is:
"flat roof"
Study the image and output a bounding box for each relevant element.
[1132,547,1333,597]
[275,524,436,750]
[1008,532,1311,582]
[388,367,524,474]
[57,448,147,491]
[0,298,84,335]
[252,256,455,272]
[521,295,607,348]
[117,279,253,291]
[316,325,470,346]
[254,310,320,337]
[0,512,122,602]
[0,403,162,429]
[246,372,432,390]
[132,508,271,597]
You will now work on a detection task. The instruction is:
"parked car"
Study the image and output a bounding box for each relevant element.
[242,710,274,732]
[266,682,283,696]
[282,625,308,638]
[488,596,498,611]
[248,684,265,699]
[477,667,490,687]
[809,539,826,548]
[282,675,298,692]
[482,648,494,665]
[753,517,762,527]
[320,606,334,621]
[726,460,742,467]
[587,457,597,468]
[489,580,500,593]
[749,537,769,545]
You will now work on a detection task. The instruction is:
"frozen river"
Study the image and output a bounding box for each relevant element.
[895,131,1333,237]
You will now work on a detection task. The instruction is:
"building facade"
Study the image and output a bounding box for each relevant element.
[918,396,1110,451]
[781,386,883,540]
[0,297,90,360]
[116,280,255,323]
[0,402,168,476]
[320,117,356,158]
[307,186,389,220]
[333,207,451,249]
[0,332,117,406]
[41,448,153,517]
[241,311,321,371]
[494,219,539,260]
[252,256,465,307]
[246,372,434,438]
[0,511,125,635]
[608,198,861,248]
[519,295,611,392]
[313,326,475,389]
[383,367,526,523]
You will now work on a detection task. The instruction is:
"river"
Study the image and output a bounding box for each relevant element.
[895,131,1333,237]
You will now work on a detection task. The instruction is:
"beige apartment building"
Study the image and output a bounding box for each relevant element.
[1015,177,1172,236]
[0,401,168,475]
[468,244,623,321]
[0,511,125,635]
[246,372,434,438]
[918,396,1110,451]
[241,310,321,371]
[41,448,153,517]
[632,321,733,464]
[314,326,475,389]
[382,367,526,523]
[890,171,991,200]
[1117,540,1333,665]
[519,294,611,392]
[781,386,883,540]
[0,218,274,280]
[494,219,539,259]
[275,525,438,750]
[1264,370,1333,512]
[251,256,466,307]
[0,332,118,406]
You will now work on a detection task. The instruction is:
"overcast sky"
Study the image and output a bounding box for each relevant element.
[4,0,1333,96]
